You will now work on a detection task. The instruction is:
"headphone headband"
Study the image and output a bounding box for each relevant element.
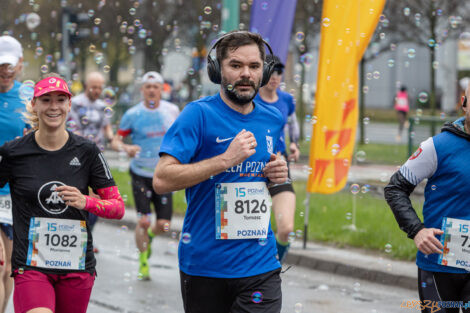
[206,31,276,86]
[207,31,275,61]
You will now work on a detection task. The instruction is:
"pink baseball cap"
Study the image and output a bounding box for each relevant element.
[34,77,72,98]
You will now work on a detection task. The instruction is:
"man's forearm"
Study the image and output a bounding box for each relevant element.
[110,137,123,152]
[105,124,114,141]
[153,154,229,194]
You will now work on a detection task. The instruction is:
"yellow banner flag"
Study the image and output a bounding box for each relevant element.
[306,0,385,194]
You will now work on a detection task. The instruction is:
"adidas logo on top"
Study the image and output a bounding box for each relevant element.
[69,157,81,166]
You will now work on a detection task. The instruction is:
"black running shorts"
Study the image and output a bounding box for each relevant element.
[180,268,282,313]
[418,268,470,313]
[130,170,172,220]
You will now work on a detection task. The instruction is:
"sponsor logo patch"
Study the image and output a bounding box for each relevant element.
[69,157,81,166]
[409,147,422,160]
[216,136,233,144]
[38,181,68,214]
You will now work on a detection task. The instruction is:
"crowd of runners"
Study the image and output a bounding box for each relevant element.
[2,29,469,313]
[0,31,298,313]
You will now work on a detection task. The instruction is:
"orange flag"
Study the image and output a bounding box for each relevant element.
[306,0,386,194]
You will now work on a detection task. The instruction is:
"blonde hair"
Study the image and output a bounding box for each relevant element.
[23,100,38,131]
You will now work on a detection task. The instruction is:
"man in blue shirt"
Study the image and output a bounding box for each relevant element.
[0,35,27,313]
[256,55,300,263]
[154,31,288,313]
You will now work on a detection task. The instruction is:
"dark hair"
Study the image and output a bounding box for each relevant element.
[216,31,266,64]
[400,86,407,92]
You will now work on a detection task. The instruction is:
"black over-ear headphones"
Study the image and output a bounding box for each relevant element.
[463,96,467,108]
[206,31,276,87]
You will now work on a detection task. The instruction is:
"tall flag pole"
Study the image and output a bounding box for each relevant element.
[222,0,240,32]
[306,0,385,194]
[249,0,298,63]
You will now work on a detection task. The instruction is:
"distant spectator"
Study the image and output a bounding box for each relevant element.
[395,86,410,141]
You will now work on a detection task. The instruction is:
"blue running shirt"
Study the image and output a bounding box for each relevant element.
[117,100,179,178]
[254,90,295,153]
[0,81,28,195]
[160,93,284,278]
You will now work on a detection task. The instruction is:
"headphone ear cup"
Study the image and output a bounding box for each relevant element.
[260,61,275,87]
[207,57,222,84]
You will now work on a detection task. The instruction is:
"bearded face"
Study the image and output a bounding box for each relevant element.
[221,76,260,106]
[219,44,264,107]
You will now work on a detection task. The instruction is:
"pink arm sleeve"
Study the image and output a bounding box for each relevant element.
[84,186,125,219]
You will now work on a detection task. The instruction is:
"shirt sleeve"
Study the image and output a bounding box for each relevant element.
[0,144,11,188]
[399,137,437,186]
[117,110,133,137]
[288,94,296,116]
[159,103,202,164]
[88,144,116,191]
[285,94,299,144]
[287,113,300,144]
[84,186,124,219]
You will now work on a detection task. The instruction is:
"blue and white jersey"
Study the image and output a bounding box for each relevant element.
[117,100,179,178]
[255,90,296,153]
[400,118,470,273]
[160,93,284,278]
[0,81,28,195]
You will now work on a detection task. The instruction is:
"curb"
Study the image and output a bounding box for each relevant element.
[285,252,416,290]
[99,209,417,290]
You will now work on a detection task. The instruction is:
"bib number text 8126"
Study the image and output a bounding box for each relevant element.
[234,199,267,214]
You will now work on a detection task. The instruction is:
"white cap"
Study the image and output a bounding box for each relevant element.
[0,36,23,66]
[141,71,164,84]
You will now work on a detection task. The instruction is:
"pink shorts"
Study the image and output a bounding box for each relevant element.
[13,270,95,313]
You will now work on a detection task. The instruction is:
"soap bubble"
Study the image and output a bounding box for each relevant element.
[26,12,41,30]
[203,6,212,15]
[19,80,35,101]
[350,184,360,195]
[355,151,366,162]
[102,87,116,106]
[181,232,191,244]
[418,92,428,103]
[251,291,263,303]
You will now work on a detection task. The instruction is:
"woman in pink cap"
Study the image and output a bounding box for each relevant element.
[0,74,125,313]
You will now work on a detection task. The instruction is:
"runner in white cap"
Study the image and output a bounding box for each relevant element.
[0,35,27,313]
[111,71,179,280]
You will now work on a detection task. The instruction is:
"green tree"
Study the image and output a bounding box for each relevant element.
[373,0,467,134]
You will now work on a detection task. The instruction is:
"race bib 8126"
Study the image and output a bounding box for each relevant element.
[215,182,271,240]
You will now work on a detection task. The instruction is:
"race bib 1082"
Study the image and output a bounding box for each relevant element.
[215,182,271,240]
[26,217,87,270]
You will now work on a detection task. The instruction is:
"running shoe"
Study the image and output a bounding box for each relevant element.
[138,251,150,281]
